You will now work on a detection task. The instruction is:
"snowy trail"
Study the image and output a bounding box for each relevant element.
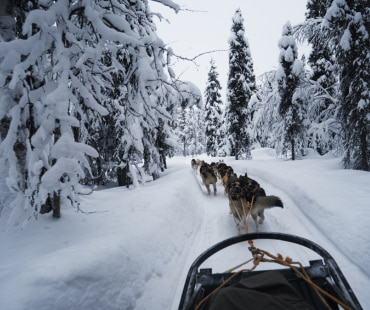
[171,157,368,309]
[1,155,367,310]
[185,164,319,268]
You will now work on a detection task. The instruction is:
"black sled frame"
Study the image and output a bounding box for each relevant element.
[178,232,362,310]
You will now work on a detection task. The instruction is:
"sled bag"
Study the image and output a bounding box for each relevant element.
[199,270,316,310]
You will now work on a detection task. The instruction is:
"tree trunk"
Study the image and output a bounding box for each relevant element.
[291,139,295,161]
[40,191,61,218]
[162,153,167,170]
[52,191,61,219]
[160,152,167,171]
[360,127,369,171]
[13,140,27,191]
[235,140,239,160]
[117,161,130,187]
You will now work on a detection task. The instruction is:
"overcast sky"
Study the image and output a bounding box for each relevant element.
[150,0,309,102]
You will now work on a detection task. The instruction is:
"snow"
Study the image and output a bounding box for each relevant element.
[340,28,352,51]
[292,59,304,76]
[1,148,369,310]
[232,9,244,24]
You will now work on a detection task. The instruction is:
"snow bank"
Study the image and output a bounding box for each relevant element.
[0,159,204,310]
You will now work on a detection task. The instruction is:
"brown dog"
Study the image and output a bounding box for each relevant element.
[227,176,283,234]
[217,164,234,191]
[200,162,217,195]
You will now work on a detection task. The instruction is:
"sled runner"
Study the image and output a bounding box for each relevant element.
[178,232,362,310]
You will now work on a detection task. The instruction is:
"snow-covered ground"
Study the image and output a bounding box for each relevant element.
[0,148,369,310]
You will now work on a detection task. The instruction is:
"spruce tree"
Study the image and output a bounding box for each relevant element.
[226,8,257,160]
[325,0,369,171]
[304,0,338,154]
[204,59,223,157]
[176,106,188,156]
[216,117,228,157]
[187,106,205,156]
[277,21,305,160]
[253,71,284,151]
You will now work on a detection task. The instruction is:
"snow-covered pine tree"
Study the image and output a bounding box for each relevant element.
[0,0,114,221]
[174,81,203,156]
[324,0,369,171]
[194,105,206,155]
[186,105,205,156]
[204,59,223,157]
[101,0,182,183]
[216,116,228,157]
[299,0,340,155]
[226,8,257,160]
[176,106,188,156]
[252,71,283,150]
[305,0,335,79]
[276,21,305,160]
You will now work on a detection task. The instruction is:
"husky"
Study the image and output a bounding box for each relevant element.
[200,162,218,195]
[217,163,234,191]
[191,159,200,173]
[224,170,238,195]
[228,177,283,234]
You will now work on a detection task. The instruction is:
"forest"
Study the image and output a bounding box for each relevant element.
[0,0,369,222]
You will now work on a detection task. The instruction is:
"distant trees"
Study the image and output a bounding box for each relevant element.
[204,59,223,157]
[225,8,257,160]
[175,82,204,156]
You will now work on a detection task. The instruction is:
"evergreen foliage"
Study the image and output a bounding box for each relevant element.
[204,59,223,157]
[225,8,257,160]
[324,0,369,171]
[276,21,305,160]
[173,80,204,156]
[303,0,339,155]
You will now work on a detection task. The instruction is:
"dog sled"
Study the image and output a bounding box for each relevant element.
[178,232,362,310]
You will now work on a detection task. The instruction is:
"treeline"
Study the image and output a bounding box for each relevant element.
[196,1,369,169]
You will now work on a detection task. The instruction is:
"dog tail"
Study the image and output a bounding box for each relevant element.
[255,195,284,209]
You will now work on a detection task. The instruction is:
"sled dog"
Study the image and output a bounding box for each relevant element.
[217,164,234,190]
[191,159,200,173]
[200,162,218,195]
[228,177,283,234]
